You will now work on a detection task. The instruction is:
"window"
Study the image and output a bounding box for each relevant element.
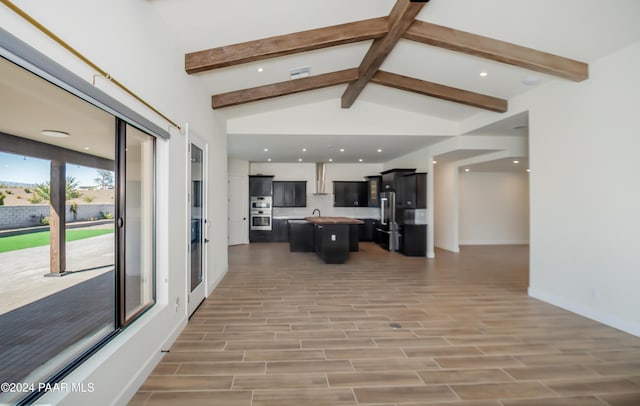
[0,48,157,404]
[120,124,156,323]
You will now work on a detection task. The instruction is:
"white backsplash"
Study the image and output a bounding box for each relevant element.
[413,209,428,225]
[273,194,379,219]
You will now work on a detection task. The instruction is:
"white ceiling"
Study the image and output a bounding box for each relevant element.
[3,1,640,173]
[148,0,640,166]
[0,57,115,160]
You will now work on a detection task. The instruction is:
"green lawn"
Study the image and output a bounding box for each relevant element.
[0,228,115,253]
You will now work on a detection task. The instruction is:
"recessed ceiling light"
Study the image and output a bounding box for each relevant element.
[298,158,302,162]
[526,169,531,173]
[480,72,488,77]
[264,148,268,152]
[358,159,363,162]
[84,147,90,150]
[522,75,539,85]
[41,130,69,138]
[432,160,437,164]
[302,148,307,152]
[377,149,382,152]
[267,158,271,162]
[257,67,264,73]
[465,168,470,172]
[328,158,333,162]
[513,160,520,164]
[339,148,345,152]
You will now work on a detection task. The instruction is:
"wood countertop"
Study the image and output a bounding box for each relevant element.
[304,216,364,225]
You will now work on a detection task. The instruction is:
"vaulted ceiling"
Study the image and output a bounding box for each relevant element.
[148,0,640,165]
[185,0,587,112]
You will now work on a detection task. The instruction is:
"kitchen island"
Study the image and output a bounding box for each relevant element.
[302,217,364,264]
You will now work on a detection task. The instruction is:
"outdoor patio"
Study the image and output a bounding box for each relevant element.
[0,232,115,388]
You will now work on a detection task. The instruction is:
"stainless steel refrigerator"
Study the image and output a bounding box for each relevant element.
[378,191,399,251]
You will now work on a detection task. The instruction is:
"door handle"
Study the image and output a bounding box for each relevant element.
[204,239,210,243]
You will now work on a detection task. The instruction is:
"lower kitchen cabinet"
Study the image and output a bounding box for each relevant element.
[289,220,314,252]
[249,230,272,243]
[356,219,378,242]
[314,224,350,264]
[272,218,289,242]
[401,224,427,256]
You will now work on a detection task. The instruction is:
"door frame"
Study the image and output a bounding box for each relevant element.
[228,174,249,245]
[187,131,208,316]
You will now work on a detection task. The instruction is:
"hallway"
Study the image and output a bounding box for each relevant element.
[132,243,640,405]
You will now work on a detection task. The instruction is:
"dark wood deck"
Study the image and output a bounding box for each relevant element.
[0,271,115,384]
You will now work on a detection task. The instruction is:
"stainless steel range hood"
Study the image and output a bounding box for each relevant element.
[314,162,327,195]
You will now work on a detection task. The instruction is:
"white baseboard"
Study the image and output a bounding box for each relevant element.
[434,243,459,253]
[528,287,640,337]
[114,315,188,406]
[460,240,529,245]
[207,266,228,296]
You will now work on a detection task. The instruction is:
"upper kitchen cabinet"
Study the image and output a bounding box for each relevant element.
[249,175,274,196]
[380,168,415,193]
[366,176,382,207]
[401,172,427,209]
[273,181,307,207]
[333,181,367,207]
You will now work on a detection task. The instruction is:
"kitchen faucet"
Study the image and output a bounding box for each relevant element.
[312,208,321,217]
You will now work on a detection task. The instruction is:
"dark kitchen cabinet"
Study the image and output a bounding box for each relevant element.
[415,172,427,209]
[358,219,378,242]
[273,181,307,207]
[380,168,415,193]
[401,224,427,257]
[401,172,427,209]
[289,220,314,252]
[272,218,289,242]
[249,175,273,196]
[249,230,272,242]
[366,176,382,207]
[333,181,367,207]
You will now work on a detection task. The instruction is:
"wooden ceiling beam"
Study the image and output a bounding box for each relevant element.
[341,0,428,108]
[212,68,359,109]
[186,17,389,74]
[372,70,508,112]
[404,20,588,82]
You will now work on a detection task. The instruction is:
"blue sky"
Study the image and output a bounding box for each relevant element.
[0,151,111,187]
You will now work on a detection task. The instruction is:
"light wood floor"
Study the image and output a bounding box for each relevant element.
[131,243,640,406]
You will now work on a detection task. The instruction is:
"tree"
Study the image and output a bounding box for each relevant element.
[94,169,114,190]
[33,176,81,202]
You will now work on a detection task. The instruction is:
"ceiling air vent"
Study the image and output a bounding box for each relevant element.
[290,66,311,80]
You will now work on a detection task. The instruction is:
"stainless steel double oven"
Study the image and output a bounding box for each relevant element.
[250,196,272,230]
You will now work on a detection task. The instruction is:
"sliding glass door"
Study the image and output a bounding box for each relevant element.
[0,52,156,404]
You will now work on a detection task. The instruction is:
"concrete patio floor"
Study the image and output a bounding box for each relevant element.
[0,233,114,315]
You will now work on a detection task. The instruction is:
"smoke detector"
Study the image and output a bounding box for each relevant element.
[290,66,311,80]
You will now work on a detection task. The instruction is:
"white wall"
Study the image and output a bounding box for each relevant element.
[383,146,431,172]
[461,40,640,336]
[433,162,459,253]
[249,162,382,218]
[249,162,383,183]
[528,40,640,336]
[459,171,529,245]
[228,159,249,176]
[228,98,459,136]
[1,1,228,404]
